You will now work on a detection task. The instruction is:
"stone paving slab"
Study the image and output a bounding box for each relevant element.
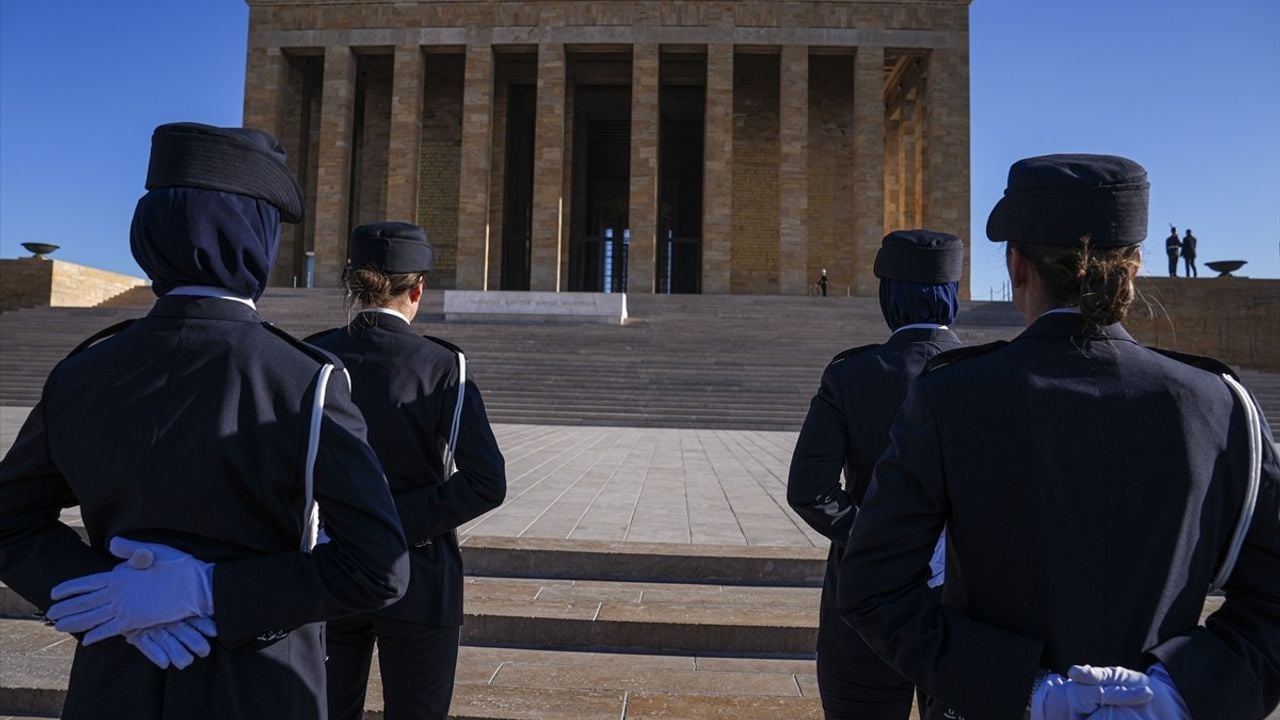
[11,411,1275,555]
[0,618,823,719]
[1,411,825,550]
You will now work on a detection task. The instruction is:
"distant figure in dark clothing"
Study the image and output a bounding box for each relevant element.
[819,268,829,297]
[1165,227,1180,277]
[1182,229,1197,277]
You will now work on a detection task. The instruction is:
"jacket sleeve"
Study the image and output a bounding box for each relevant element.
[393,366,507,544]
[1147,404,1280,720]
[838,378,1043,719]
[787,364,856,543]
[0,398,116,611]
[212,371,410,648]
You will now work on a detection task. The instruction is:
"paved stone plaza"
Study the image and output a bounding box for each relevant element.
[1,408,823,549]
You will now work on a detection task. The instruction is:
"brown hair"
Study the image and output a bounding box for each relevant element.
[1011,238,1142,335]
[343,266,425,316]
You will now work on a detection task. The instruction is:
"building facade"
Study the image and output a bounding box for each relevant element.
[244,0,971,296]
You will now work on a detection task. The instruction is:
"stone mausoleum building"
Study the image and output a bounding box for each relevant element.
[244,0,971,296]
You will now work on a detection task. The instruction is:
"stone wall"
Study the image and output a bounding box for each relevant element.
[730,53,780,294]
[0,259,147,312]
[246,1,973,38]
[418,53,465,289]
[1127,277,1280,372]
[807,54,855,294]
[352,55,393,228]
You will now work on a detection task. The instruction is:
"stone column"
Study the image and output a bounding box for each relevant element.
[313,45,356,288]
[244,47,288,138]
[923,46,971,298]
[244,46,295,286]
[386,45,424,223]
[456,44,494,290]
[851,45,885,296]
[778,45,809,295]
[912,94,926,227]
[627,43,660,294]
[530,43,567,292]
[701,44,734,294]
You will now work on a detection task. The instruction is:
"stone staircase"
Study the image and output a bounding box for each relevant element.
[6,288,1274,432]
[0,533,831,719]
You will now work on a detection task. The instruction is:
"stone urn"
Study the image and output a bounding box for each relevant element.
[20,242,59,259]
[1204,260,1247,278]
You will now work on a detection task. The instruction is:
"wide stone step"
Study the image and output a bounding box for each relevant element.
[3,293,1277,434]
[0,533,823,607]
[460,578,817,655]
[0,577,819,657]
[0,618,824,719]
[459,537,825,586]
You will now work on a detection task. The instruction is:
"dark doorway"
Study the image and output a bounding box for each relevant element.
[568,87,632,293]
[500,84,536,290]
[658,85,705,293]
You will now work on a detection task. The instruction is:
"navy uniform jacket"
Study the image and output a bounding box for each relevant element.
[308,311,506,627]
[840,312,1280,720]
[788,327,961,667]
[0,296,410,720]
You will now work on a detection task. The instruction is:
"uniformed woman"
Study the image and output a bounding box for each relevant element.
[788,230,964,720]
[0,122,410,719]
[838,154,1280,720]
[307,222,507,720]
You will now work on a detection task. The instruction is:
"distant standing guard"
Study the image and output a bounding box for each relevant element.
[0,123,409,719]
[1182,228,1198,277]
[819,268,830,297]
[839,154,1280,720]
[788,230,964,720]
[308,222,507,720]
[1165,226,1180,277]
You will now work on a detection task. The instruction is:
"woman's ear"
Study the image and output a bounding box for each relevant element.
[409,279,424,304]
[1007,245,1030,291]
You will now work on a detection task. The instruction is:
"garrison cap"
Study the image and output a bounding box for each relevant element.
[145,122,304,223]
[873,229,965,284]
[986,154,1149,247]
[348,221,435,274]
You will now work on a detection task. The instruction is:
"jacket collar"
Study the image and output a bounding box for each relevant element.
[147,294,264,323]
[1016,311,1136,344]
[352,309,416,334]
[886,326,962,347]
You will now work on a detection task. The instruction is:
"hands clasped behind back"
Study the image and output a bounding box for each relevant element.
[1032,664,1190,720]
[47,537,218,669]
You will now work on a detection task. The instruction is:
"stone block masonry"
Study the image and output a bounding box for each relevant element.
[419,53,465,289]
[0,259,146,312]
[731,53,781,294]
[245,0,973,297]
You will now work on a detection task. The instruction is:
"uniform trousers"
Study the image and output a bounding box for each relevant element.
[326,614,461,720]
[816,627,915,720]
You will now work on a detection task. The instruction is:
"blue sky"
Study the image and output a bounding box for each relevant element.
[2,0,1277,297]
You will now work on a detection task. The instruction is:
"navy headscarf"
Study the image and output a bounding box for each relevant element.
[130,187,281,300]
[879,278,959,331]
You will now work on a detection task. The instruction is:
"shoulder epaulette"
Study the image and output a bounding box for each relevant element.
[923,340,1008,374]
[422,334,466,356]
[262,322,343,369]
[66,319,137,358]
[829,344,878,366]
[1148,346,1238,380]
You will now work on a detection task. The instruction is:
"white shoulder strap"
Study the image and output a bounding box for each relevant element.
[443,352,466,475]
[301,364,350,553]
[1209,373,1263,593]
